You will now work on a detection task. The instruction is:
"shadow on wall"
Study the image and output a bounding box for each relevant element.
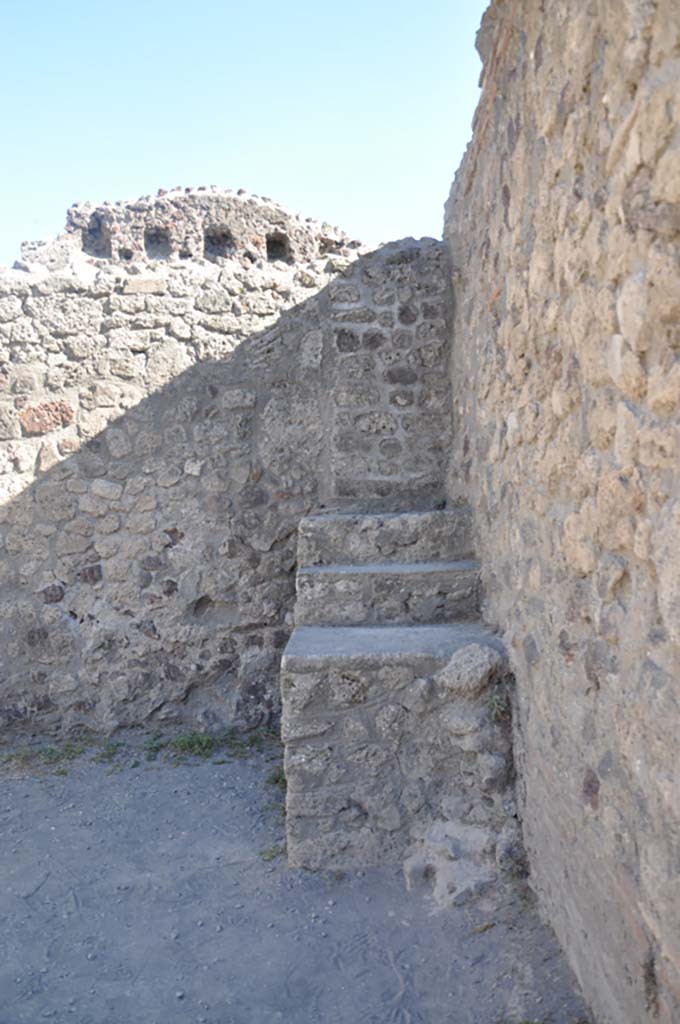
[1,295,326,737]
[0,240,452,737]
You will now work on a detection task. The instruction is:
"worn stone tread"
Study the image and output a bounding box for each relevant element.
[297,558,480,576]
[283,623,502,666]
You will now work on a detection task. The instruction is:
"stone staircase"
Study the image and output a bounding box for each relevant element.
[281,507,516,901]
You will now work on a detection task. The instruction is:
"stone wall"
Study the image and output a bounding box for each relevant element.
[325,242,452,508]
[0,188,451,735]
[444,3,680,1022]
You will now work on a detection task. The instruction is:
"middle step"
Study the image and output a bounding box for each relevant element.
[295,560,480,626]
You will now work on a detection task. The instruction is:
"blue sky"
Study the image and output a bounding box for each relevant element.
[0,1,487,267]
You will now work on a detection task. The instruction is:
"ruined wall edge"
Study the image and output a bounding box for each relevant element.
[444,2,680,1021]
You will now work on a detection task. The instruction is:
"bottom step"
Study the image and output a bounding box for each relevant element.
[281,624,510,870]
[283,622,502,667]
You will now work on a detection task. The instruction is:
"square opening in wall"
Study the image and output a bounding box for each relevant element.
[144,228,172,260]
[204,228,235,261]
[81,215,112,259]
[266,232,291,262]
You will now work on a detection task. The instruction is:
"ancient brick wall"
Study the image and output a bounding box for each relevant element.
[0,188,450,735]
[445,3,680,1021]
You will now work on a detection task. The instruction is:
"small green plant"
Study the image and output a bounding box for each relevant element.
[38,747,64,765]
[4,741,86,771]
[266,766,287,792]
[489,690,511,723]
[169,733,218,758]
[223,732,248,758]
[140,726,280,764]
[144,731,167,761]
[41,742,86,764]
[246,732,265,752]
[259,843,286,862]
[94,741,121,764]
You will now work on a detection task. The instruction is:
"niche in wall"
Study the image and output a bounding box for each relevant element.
[204,227,235,261]
[144,228,172,260]
[82,215,112,259]
[266,232,291,262]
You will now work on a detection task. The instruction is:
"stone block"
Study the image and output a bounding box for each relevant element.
[282,622,507,870]
[297,509,475,567]
[295,560,480,626]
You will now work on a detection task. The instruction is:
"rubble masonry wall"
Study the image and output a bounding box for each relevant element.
[0,189,451,734]
[445,3,680,1021]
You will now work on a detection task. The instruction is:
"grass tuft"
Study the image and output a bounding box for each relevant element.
[144,732,167,761]
[2,726,281,773]
[169,733,219,758]
[489,690,511,723]
[4,741,87,771]
[94,741,121,764]
[266,766,287,792]
[259,843,286,862]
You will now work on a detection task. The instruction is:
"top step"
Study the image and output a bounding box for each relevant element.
[298,508,474,567]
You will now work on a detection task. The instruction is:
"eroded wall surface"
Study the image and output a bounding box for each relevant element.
[0,189,450,735]
[445,3,680,1021]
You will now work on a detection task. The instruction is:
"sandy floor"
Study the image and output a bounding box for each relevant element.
[0,732,593,1024]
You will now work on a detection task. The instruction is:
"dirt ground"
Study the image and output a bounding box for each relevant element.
[0,731,593,1024]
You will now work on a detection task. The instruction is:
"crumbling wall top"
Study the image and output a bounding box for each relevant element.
[18,186,360,271]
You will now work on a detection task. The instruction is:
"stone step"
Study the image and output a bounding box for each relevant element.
[297,507,474,568]
[281,623,507,870]
[281,622,502,676]
[294,559,480,626]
